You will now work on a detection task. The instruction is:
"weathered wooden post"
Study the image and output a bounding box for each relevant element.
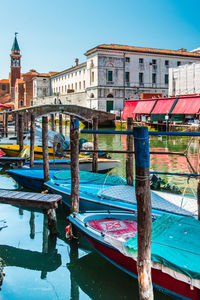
[197,138,200,220]
[5,112,8,137]
[59,113,63,135]
[15,113,18,136]
[92,117,98,173]
[18,114,24,152]
[70,117,79,213]
[2,112,5,137]
[134,127,153,300]
[51,113,55,131]
[126,117,133,185]
[42,116,49,182]
[30,113,35,168]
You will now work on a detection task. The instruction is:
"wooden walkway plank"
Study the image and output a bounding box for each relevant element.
[0,190,62,236]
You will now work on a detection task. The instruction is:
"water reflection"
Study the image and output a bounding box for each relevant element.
[67,252,172,300]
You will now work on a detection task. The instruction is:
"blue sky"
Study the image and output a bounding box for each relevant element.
[1,0,200,78]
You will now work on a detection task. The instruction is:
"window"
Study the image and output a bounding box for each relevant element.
[20,100,24,107]
[165,60,169,66]
[152,59,157,64]
[75,72,77,76]
[1,85,6,91]
[139,72,143,84]
[125,72,130,82]
[43,88,47,96]
[139,58,144,64]
[62,86,63,93]
[91,71,94,82]
[68,85,70,89]
[177,61,181,66]
[75,83,77,90]
[59,87,60,92]
[65,85,67,92]
[165,74,169,84]
[107,71,113,82]
[71,84,73,89]
[152,73,156,84]
[125,57,130,62]
[71,73,73,77]
[79,71,81,75]
[79,82,81,89]
[83,81,85,89]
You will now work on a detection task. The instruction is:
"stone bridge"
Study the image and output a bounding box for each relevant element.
[9,104,116,125]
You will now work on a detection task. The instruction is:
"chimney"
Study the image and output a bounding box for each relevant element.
[177,48,187,52]
[75,58,79,66]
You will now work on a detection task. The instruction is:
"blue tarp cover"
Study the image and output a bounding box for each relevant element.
[124,214,200,279]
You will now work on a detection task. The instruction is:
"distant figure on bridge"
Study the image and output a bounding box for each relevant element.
[57,98,62,104]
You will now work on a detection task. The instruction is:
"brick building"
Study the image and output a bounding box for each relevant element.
[0,33,55,109]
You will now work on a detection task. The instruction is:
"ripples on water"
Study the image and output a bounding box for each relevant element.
[0,128,198,300]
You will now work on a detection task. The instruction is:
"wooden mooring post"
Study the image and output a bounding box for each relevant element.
[92,117,98,173]
[42,116,49,182]
[59,113,63,135]
[70,117,79,213]
[30,114,35,168]
[134,127,153,300]
[18,114,24,152]
[15,113,18,136]
[126,117,133,185]
[5,112,8,137]
[51,113,55,131]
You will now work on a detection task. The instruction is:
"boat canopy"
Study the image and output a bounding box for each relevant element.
[124,214,200,279]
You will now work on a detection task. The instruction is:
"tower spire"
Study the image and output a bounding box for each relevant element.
[11,32,20,52]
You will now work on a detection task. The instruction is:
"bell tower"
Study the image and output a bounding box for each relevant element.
[10,32,21,100]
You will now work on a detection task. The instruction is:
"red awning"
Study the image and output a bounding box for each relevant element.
[171,97,200,114]
[122,101,138,120]
[151,98,176,114]
[134,100,155,114]
[0,103,12,109]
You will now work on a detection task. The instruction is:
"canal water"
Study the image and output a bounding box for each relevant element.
[0,128,198,300]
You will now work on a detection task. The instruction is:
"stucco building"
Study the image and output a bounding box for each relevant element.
[33,44,200,113]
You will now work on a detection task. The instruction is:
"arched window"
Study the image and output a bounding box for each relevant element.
[107,93,114,98]
[90,93,94,98]
[20,100,24,107]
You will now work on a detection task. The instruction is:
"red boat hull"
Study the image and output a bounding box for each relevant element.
[83,233,200,300]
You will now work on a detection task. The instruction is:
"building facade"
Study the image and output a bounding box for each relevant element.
[168,61,200,96]
[0,34,56,109]
[33,44,200,113]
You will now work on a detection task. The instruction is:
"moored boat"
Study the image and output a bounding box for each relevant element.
[45,171,197,217]
[68,211,200,299]
[24,157,120,172]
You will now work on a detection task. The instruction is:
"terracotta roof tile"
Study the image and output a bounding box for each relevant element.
[0,79,9,83]
[85,44,200,58]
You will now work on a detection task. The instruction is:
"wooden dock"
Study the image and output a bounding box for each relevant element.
[0,190,62,235]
